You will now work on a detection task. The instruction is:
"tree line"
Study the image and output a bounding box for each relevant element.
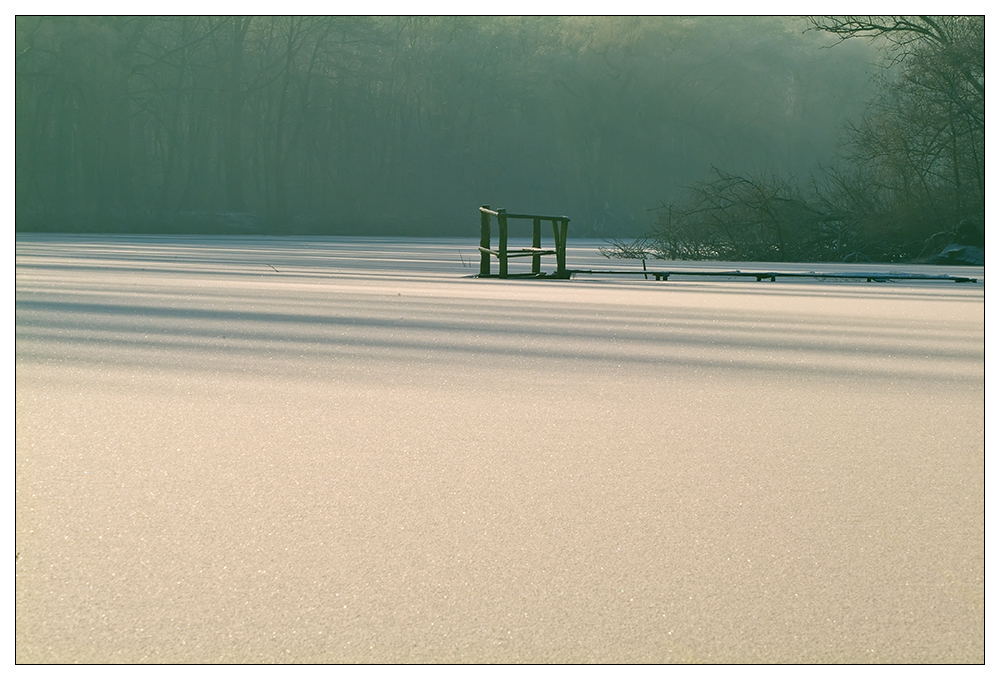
[23,16,982,262]
[17,16,888,243]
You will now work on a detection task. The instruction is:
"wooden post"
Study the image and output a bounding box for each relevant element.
[498,209,508,279]
[557,218,569,277]
[551,219,562,276]
[479,205,491,277]
[531,217,541,274]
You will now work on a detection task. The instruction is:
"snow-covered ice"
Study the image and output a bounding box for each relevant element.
[15,234,984,663]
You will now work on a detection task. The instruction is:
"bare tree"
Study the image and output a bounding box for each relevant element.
[810,16,984,254]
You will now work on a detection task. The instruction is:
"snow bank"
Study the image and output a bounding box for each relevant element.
[15,235,984,663]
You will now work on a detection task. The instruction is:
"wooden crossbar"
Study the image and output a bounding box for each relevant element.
[479,207,570,222]
[478,246,558,258]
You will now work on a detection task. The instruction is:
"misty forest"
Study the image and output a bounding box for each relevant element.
[15,16,985,262]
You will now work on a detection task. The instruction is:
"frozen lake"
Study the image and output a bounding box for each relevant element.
[15,234,985,663]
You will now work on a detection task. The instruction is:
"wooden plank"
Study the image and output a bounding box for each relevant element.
[505,251,556,258]
[478,247,556,258]
[565,269,978,283]
[478,206,571,222]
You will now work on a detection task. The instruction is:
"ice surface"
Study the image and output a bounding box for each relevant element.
[15,235,984,663]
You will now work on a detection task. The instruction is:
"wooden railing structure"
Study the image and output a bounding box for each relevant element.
[478,205,570,278]
[475,205,978,284]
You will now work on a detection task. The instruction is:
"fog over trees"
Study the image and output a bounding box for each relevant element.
[620,15,985,262]
[15,16,983,260]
